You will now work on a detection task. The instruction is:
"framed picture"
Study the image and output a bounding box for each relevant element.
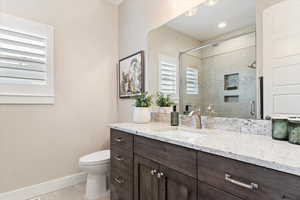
[119,51,145,98]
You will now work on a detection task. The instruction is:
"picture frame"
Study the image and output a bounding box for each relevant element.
[119,51,145,98]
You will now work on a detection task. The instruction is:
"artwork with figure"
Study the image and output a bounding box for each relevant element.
[119,51,145,98]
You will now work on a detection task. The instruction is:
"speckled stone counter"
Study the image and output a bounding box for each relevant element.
[109,122,300,177]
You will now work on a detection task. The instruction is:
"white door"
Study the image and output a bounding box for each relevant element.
[263,0,300,117]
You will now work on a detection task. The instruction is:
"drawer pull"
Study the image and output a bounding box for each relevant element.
[114,137,123,142]
[114,155,124,161]
[150,169,157,176]
[225,174,258,190]
[113,177,124,184]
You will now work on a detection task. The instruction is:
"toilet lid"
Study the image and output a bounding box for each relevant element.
[79,150,110,166]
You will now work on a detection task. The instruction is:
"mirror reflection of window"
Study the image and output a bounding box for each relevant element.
[159,55,177,97]
[186,67,199,95]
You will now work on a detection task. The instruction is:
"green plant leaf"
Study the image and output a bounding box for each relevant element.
[155,92,175,107]
[134,92,153,107]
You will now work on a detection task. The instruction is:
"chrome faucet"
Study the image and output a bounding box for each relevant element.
[188,109,202,129]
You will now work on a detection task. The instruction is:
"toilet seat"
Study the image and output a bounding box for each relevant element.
[79,150,110,166]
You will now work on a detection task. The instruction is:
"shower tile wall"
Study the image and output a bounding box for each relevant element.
[201,33,256,118]
[182,32,257,118]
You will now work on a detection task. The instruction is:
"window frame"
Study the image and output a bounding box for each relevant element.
[0,12,54,104]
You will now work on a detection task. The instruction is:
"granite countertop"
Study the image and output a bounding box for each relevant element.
[109,122,300,177]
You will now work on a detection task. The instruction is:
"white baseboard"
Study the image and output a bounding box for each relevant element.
[0,172,87,200]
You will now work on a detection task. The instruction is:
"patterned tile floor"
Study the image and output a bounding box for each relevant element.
[35,183,109,200]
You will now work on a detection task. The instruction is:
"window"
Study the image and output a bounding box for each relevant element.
[0,13,54,104]
[159,55,177,96]
[186,67,199,95]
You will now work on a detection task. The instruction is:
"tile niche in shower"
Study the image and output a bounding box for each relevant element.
[224,73,239,90]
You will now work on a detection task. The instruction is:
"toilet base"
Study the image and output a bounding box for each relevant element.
[85,173,108,200]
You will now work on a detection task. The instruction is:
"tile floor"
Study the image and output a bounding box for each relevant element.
[33,183,109,200]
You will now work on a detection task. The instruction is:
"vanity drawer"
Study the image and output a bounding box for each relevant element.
[111,168,132,200]
[197,151,300,200]
[111,149,133,173]
[134,136,197,178]
[198,181,243,200]
[111,129,133,154]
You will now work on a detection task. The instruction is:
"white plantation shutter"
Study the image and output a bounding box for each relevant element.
[0,13,54,104]
[159,56,177,95]
[186,67,199,95]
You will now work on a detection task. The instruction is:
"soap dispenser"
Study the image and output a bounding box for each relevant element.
[171,105,179,126]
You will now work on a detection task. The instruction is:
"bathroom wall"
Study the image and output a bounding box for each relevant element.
[118,0,285,122]
[0,0,118,193]
[148,26,201,103]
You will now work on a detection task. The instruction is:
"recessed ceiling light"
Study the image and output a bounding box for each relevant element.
[204,0,219,7]
[185,8,198,17]
[218,22,227,29]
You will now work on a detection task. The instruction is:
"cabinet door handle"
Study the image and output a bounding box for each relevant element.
[113,177,124,184]
[114,137,123,142]
[114,155,124,161]
[150,169,157,176]
[157,172,164,179]
[225,174,258,190]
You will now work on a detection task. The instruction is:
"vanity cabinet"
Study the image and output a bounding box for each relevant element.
[134,136,197,200]
[198,151,300,200]
[134,155,197,200]
[198,181,243,200]
[134,155,160,200]
[110,128,300,200]
[110,129,134,200]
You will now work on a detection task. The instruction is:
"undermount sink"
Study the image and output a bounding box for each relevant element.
[149,126,207,140]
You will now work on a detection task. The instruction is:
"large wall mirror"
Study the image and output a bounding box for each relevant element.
[148,0,259,119]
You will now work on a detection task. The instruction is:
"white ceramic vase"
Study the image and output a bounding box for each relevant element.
[133,107,151,124]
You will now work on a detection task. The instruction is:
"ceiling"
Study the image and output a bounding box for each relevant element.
[166,0,256,41]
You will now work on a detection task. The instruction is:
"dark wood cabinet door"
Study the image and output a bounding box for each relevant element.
[134,155,160,200]
[159,165,197,200]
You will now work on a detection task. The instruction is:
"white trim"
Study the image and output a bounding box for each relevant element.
[0,172,87,200]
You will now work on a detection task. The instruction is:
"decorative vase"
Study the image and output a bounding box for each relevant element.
[272,117,289,140]
[133,107,151,124]
[288,118,300,145]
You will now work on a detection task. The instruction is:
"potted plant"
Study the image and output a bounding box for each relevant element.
[133,92,153,123]
[155,92,175,113]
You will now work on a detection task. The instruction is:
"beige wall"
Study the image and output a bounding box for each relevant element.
[118,0,284,122]
[0,0,118,193]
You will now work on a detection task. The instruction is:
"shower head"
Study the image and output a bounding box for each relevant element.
[248,60,256,69]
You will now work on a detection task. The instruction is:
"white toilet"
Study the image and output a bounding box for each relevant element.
[79,150,110,200]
